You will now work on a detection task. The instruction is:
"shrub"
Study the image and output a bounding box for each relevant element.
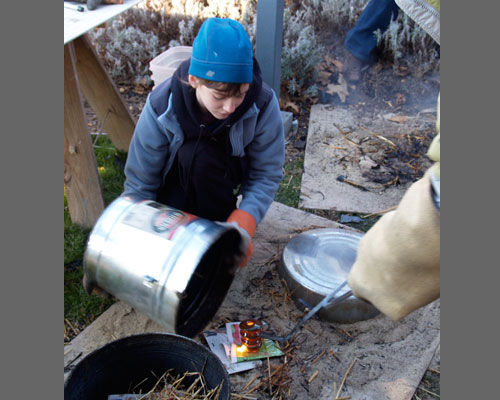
[291,0,368,32]
[281,7,324,97]
[90,16,163,86]
[89,1,257,86]
[375,13,440,76]
[88,0,438,94]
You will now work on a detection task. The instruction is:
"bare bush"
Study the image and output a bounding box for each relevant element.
[89,0,438,95]
[281,7,324,97]
[90,0,257,86]
[90,17,162,86]
[290,0,368,32]
[375,13,440,76]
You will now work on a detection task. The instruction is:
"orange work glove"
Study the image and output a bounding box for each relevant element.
[226,209,257,268]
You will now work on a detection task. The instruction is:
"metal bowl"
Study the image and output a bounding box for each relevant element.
[278,228,379,324]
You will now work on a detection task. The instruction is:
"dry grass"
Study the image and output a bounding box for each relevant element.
[133,369,224,400]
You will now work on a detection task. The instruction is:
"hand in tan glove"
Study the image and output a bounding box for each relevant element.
[347,170,440,321]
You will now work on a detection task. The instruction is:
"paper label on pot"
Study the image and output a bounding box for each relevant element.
[121,201,196,240]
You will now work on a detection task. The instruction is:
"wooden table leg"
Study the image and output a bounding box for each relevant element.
[64,42,105,228]
[73,34,136,152]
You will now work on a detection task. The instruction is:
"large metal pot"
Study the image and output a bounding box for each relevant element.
[83,197,242,337]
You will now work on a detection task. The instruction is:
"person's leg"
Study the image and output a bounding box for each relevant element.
[158,137,245,221]
[344,0,400,63]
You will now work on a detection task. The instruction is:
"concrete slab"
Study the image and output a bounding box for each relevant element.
[299,104,436,213]
[64,201,439,399]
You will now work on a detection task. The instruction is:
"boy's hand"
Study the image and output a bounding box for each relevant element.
[224,209,257,269]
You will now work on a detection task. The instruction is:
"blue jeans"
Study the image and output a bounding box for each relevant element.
[344,0,399,63]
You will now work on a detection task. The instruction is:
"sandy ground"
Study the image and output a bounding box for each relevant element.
[64,202,440,400]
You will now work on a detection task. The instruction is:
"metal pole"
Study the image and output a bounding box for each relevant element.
[255,0,284,97]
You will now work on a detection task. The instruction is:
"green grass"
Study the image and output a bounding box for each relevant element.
[64,135,125,328]
[92,135,128,204]
[64,264,115,326]
[275,155,304,208]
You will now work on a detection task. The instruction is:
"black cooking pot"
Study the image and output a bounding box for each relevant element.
[64,333,230,400]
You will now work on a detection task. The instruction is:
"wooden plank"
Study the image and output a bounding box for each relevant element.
[64,42,105,227]
[73,34,135,152]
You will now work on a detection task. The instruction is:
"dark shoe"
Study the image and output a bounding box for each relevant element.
[344,51,366,82]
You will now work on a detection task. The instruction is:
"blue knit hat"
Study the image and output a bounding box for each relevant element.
[189,18,253,83]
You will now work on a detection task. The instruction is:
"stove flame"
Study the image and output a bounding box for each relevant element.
[236,344,248,353]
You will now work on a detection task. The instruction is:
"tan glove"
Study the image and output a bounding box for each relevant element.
[347,169,440,321]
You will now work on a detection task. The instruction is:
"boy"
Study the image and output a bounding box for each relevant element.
[122,18,285,267]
